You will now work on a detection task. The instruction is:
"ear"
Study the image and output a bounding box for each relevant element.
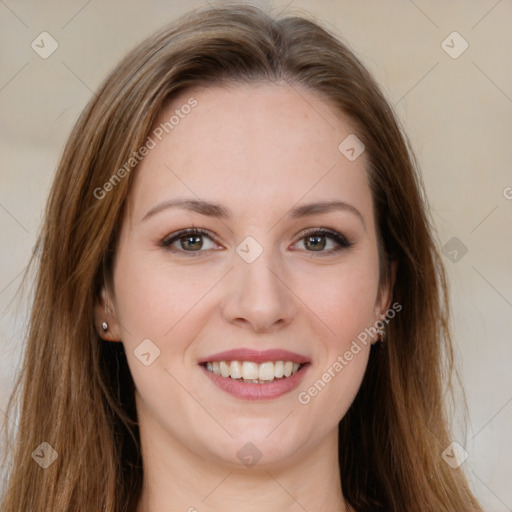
[372,259,398,343]
[94,286,122,342]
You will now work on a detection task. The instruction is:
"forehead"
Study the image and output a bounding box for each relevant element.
[128,82,372,223]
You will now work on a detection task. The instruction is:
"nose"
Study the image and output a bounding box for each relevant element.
[221,244,297,334]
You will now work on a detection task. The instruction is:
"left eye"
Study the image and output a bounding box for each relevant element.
[293,228,353,255]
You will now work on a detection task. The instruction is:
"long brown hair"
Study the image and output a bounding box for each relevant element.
[1,4,483,511]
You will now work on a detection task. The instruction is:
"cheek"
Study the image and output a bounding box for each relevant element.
[300,251,381,344]
[112,248,215,342]
[297,345,369,436]
[295,267,378,421]
[111,250,211,410]
[293,251,379,415]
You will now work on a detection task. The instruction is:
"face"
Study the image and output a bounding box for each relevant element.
[96,82,393,469]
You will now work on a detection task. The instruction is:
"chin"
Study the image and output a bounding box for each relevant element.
[196,425,306,470]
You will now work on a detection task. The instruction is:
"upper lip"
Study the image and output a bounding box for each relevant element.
[198,348,311,365]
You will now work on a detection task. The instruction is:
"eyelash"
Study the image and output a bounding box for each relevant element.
[160,227,353,257]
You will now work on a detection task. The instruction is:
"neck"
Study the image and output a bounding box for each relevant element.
[134,416,350,512]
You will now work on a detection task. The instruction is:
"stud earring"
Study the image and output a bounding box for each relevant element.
[101,297,110,332]
[376,326,386,344]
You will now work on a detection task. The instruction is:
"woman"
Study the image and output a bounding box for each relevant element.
[0,4,484,511]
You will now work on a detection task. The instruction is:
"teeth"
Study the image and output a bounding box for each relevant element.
[274,360,284,378]
[219,361,230,378]
[230,360,242,378]
[242,361,259,380]
[258,362,275,381]
[204,360,303,381]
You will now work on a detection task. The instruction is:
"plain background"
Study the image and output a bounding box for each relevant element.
[0,0,511,509]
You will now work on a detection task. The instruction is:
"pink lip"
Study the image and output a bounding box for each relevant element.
[198,348,310,365]
[200,363,310,401]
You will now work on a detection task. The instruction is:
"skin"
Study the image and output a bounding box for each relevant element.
[95,82,395,512]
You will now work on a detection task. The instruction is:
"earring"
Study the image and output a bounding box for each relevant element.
[376,326,386,344]
[101,298,109,332]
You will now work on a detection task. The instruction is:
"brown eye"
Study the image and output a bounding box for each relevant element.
[179,234,203,251]
[296,228,353,255]
[161,228,220,256]
[304,234,327,251]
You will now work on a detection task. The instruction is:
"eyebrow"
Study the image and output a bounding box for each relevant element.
[142,198,366,229]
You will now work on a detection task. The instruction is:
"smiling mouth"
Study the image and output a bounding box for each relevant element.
[201,360,306,384]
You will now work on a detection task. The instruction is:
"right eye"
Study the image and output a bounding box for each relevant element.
[160,228,223,256]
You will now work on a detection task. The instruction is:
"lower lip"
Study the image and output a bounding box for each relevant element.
[200,364,310,401]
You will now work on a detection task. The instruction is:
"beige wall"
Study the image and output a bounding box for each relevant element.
[1,0,511,509]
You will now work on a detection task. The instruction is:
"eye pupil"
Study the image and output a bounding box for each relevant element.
[306,235,326,251]
[182,235,203,250]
